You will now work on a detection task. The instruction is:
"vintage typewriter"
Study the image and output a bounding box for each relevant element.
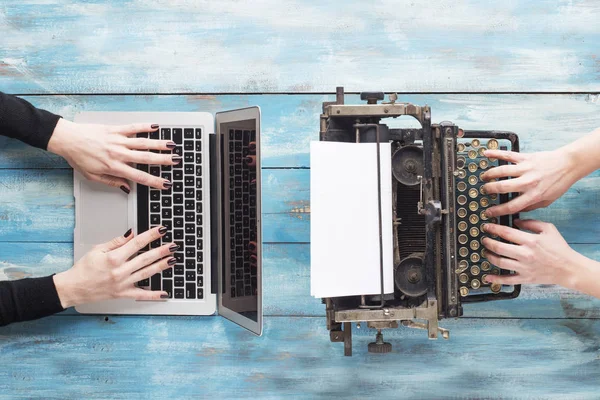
[316,88,521,356]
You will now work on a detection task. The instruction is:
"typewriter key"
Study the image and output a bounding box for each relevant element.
[480,210,489,220]
[481,274,489,284]
[459,247,469,257]
[457,195,467,205]
[490,268,500,275]
[479,186,487,195]
[458,234,468,244]
[479,171,486,181]
[490,193,497,200]
[487,139,499,150]
[459,273,469,284]
[468,188,478,198]
[470,253,480,263]
[457,156,466,169]
[468,149,477,159]
[471,279,481,289]
[491,283,502,293]
[470,227,480,237]
[457,208,467,218]
[457,181,467,191]
[469,201,479,211]
[490,217,498,225]
[457,169,467,179]
[468,175,478,185]
[481,261,491,271]
[481,248,487,258]
[470,240,480,250]
[471,139,480,147]
[468,163,478,172]
[478,147,486,157]
[471,265,481,276]
[460,287,469,297]
[458,221,468,231]
[456,260,469,273]
[480,197,490,207]
[457,143,465,152]
[479,159,489,169]
[469,214,479,224]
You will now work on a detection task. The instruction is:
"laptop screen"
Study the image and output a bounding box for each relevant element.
[215,107,262,335]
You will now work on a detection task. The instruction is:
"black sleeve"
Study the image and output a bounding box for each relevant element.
[0,91,61,150]
[0,275,65,327]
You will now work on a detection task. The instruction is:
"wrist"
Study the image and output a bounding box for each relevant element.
[53,269,84,308]
[555,251,590,292]
[47,118,77,158]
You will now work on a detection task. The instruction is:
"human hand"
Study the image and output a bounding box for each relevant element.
[480,219,580,287]
[47,118,181,192]
[53,227,178,308]
[481,149,577,217]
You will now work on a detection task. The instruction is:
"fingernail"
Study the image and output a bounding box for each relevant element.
[159,226,167,234]
[163,181,172,189]
[169,244,179,252]
[123,228,132,238]
[172,155,182,164]
[151,124,159,129]
[120,185,130,194]
[167,257,177,265]
[160,294,169,299]
[166,141,176,149]
[480,185,487,194]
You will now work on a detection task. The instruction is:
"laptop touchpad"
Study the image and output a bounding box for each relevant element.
[77,179,129,255]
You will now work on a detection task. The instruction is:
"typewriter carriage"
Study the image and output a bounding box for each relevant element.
[317,87,521,356]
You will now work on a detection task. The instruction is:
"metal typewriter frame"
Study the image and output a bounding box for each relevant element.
[318,88,521,356]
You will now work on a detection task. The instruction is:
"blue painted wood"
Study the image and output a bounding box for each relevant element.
[0,316,599,399]
[1,1,599,93]
[2,94,599,169]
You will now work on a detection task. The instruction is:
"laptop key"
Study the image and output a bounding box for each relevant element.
[174,276,184,287]
[173,129,182,144]
[174,194,184,204]
[186,271,196,281]
[185,259,195,270]
[162,279,172,298]
[174,264,184,275]
[138,278,149,287]
[197,288,204,299]
[195,128,202,139]
[150,273,161,290]
[174,289,184,299]
[174,229,184,239]
[184,128,194,139]
[163,267,173,278]
[150,214,160,225]
[185,235,195,246]
[186,283,196,299]
[185,212,194,222]
[197,265,203,275]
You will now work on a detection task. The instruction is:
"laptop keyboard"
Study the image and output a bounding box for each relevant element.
[228,129,258,298]
[137,127,205,300]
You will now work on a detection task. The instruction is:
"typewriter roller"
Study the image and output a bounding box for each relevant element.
[317,88,521,356]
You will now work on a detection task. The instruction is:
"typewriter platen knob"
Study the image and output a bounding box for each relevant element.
[360,92,385,104]
[368,331,392,354]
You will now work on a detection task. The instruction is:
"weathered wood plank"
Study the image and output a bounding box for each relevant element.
[0,316,599,399]
[3,242,600,319]
[1,1,599,93]
[1,94,598,169]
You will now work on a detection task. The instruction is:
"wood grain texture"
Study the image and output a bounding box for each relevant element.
[1,1,599,94]
[1,316,599,399]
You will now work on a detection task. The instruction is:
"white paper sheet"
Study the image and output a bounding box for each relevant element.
[310,141,394,298]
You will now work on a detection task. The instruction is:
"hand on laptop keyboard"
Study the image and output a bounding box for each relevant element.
[52,226,178,308]
[47,119,180,192]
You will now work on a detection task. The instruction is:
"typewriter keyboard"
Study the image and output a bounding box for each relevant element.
[455,138,506,297]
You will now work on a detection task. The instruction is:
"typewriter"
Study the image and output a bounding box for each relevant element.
[315,88,521,356]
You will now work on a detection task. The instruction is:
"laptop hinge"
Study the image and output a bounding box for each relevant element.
[209,133,219,296]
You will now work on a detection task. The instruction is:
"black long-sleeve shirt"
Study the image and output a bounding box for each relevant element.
[0,92,65,326]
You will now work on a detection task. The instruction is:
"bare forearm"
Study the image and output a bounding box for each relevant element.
[560,128,600,182]
[562,252,600,299]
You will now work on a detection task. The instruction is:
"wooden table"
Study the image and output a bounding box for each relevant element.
[1,1,599,398]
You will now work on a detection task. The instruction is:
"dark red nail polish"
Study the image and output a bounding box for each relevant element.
[163,181,172,189]
[151,124,159,129]
[172,155,182,164]
[166,141,176,149]
[160,294,169,299]
[159,226,167,234]
[169,244,179,252]
[123,228,132,238]
[167,257,177,265]
[120,186,130,194]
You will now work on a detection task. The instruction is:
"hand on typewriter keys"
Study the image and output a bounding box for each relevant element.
[52,226,176,308]
[480,149,577,217]
[47,120,177,193]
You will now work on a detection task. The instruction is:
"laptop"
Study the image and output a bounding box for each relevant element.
[72,108,262,335]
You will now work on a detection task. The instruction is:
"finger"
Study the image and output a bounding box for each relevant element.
[483,150,526,164]
[485,194,533,217]
[121,242,178,275]
[481,223,531,245]
[485,251,523,272]
[481,237,526,260]
[481,165,524,181]
[485,273,523,286]
[125,138,175,151]
[89,173,131,194]
[125,256,176,286]
[96,229,135,252]
[111,123,159,137]
[483,177,527,194]
[521,201,549,212]
[113,163,171,190]
[122,288,169,301]
[514,219,547,234]
[111,226,166,261]
[122,150,181,166]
